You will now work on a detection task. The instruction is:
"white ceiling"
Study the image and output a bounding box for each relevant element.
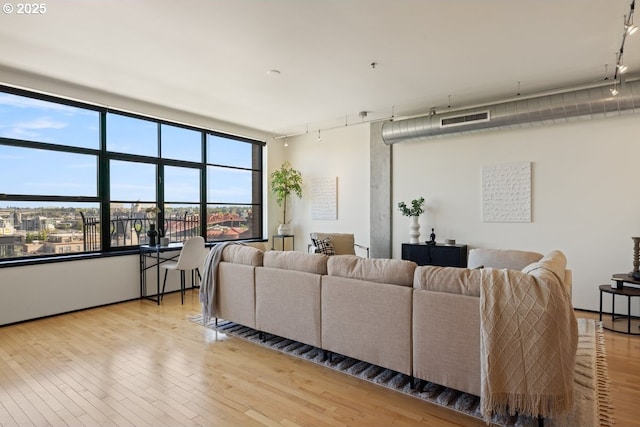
[0,0,637,136]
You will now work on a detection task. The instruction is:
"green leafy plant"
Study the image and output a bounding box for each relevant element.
[398,196,425,217]
[270,161,303,224]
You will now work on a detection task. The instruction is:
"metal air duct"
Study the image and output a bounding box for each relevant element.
[381,79,640,144]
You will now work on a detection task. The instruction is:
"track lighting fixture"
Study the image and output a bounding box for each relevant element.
[610,83,620,96]
[317,129,322,142]
[614,1,636,79]
[626,8,638,35]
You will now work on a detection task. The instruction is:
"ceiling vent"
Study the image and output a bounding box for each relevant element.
[440,110,490,128]
[382,78,640,144]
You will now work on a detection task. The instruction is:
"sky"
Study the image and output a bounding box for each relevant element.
[0,91,254,209]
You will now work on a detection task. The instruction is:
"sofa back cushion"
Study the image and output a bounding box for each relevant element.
[467,248,543,270]
[327,255,416,287]
[221,244,263,266]
[414,266,481,297]
[263,250,328,275]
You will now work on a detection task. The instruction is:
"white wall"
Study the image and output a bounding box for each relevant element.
[0,256,139,325]
[391,113,640,312]
[0,248,207,326]
[277,124,371,253]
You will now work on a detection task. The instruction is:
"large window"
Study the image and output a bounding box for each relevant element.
[0,87,264,261]
[206,134,262,242]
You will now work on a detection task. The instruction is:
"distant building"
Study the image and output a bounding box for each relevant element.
[0,216,15,235]
[23,216,54,232]
[0,235,23,258]
[13,211,22,229]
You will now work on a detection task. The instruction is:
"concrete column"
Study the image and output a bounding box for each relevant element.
[369,121,392,258]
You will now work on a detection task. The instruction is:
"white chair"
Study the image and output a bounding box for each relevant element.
[161,236,205,304]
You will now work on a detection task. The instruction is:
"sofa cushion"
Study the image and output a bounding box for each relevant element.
[413,266,481,297]
[312,237,336,256]
[467,248,543,270]
[263,250,328,275]
[327,255,416,287]
[221,244,263,266]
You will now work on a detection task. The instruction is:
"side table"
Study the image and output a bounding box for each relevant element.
[272,234,294,251]
[401,243,468,267]
[598,284,640,335]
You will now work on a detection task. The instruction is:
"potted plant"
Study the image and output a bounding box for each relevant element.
[397,197,425,244]
[270,161,303,235]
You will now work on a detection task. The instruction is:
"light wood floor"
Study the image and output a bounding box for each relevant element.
[0,290,638,427]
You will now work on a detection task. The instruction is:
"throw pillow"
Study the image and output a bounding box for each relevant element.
[314,237,336,256]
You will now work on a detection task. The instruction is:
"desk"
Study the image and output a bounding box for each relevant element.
[272,234,294,251]
[599,284,640,335]
[139,243,183,304]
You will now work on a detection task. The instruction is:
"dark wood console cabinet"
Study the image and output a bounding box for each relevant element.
[401,243,468,267]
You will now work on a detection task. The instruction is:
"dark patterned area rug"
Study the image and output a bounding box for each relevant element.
[189,316,612,427]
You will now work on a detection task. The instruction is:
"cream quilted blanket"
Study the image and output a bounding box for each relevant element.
[479,250,578,422]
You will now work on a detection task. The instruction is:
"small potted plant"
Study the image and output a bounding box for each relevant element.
[398,197,425,244]
[270,161,303,235]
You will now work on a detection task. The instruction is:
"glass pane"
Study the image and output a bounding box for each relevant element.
[162,203,200,243]
[106,113,157,156]
[207,134,252,168]
[0,201,100,259]
[0,145,97,197]
[164,166,200,203]
[206,205,258,241]
[161,124,201,162]
[109,202,159,247]
[0,92,99,149]
[110,160,156,202]
[207,166,252,204]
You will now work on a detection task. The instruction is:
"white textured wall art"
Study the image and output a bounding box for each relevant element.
[482,161,531,222]
[310,177,337,220]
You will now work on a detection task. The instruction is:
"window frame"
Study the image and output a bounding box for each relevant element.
[0,85,265,265]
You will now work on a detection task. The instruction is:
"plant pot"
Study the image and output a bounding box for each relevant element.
[277,223,292,236]
[147,224,158,246]
[408,216,420,244]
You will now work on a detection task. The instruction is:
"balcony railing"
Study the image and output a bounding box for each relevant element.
[80,213,200,251]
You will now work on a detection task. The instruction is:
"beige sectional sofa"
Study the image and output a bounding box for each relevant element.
[322,256,416,376]
[212,244,576,416]
[255,251,327,347]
